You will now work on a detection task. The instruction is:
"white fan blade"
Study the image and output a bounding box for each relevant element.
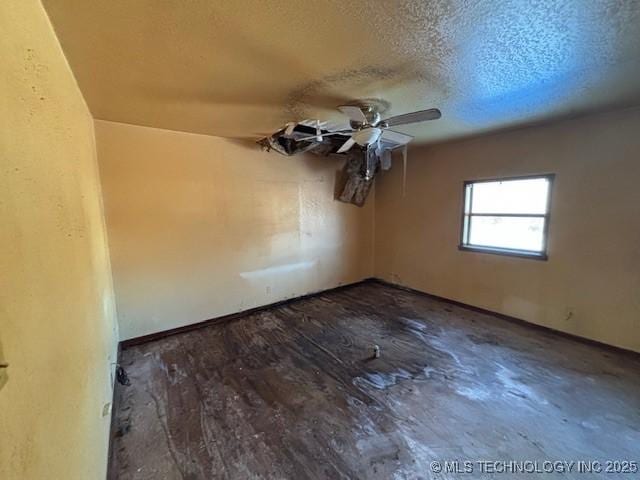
[381,129,413,145]
[298,119,350,131]
[296,130,353,142]
[337,137,356,153]
[338,105,368,123]
[383,108,441,127]
[324,121,352,132]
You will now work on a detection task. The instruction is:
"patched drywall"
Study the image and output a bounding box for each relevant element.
[375,107,640,353]
[43,1,640,143]
[0,1,118,479]
[95,120,374,340]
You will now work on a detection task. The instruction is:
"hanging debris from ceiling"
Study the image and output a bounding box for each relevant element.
[258,120,403,206]
[258,104,440,206]
[335,152,375,207]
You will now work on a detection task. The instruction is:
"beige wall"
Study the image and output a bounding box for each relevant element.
[375,107,640,353]
[0,1,119,479]
[95,120,374,340]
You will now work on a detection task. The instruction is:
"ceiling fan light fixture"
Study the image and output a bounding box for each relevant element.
[353,127,382,146]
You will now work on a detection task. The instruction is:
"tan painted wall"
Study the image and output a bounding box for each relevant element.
[95,120,374,340]
[0,2,118,479]
[375,107,640,353]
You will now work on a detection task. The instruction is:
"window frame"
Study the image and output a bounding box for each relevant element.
[458,173,555,260]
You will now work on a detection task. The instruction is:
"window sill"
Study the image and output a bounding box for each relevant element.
[458,244,548,261]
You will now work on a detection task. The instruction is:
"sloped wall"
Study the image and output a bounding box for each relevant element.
[0,1,118,478]
[375,107,640,353]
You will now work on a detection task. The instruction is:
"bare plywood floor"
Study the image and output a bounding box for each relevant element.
[109,282,640,479]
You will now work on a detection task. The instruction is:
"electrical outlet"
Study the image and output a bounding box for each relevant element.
[102,402,112,417]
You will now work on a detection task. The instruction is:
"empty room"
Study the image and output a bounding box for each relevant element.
[2,1,640,479]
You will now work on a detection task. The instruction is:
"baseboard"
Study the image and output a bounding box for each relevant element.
[370,277,640,358]
[120,278,376,348]
[119,276,638,358]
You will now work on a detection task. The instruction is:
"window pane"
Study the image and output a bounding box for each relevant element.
[471,178,549,214]
[468,216,545,252]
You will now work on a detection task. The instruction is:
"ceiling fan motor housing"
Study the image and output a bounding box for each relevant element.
[364,107,381,126]
[348,104,381,129]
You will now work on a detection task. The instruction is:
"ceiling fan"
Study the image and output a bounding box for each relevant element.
[295,104,441,153]
[259,103,442,206]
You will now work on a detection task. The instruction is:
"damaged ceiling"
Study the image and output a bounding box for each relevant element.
[42,0,640,144]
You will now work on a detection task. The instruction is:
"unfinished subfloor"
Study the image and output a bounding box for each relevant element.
[109,282,640,479]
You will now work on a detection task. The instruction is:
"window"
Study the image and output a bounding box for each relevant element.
[459,174,553,259]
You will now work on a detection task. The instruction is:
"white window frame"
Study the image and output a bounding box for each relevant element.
[459,174,554,260]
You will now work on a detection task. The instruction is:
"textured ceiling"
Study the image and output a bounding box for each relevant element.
[43,0,640,144]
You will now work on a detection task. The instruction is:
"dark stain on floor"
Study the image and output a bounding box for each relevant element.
[108,282,640,479]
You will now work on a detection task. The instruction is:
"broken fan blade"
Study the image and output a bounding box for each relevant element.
[338,105,368,123]
[337,137,356,153]
[381,129,413,145]
[382,108,441,127]
[284,122,296,137]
